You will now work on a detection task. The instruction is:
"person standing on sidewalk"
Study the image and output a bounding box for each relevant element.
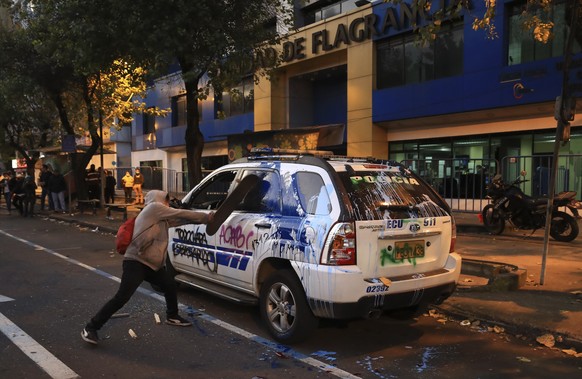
[121,171,134,203]
[1,172,13,214]
[39,164,54,211]
[22,175,37,217]
[133,168,144,205]
[85,164,100,201]
[104,170,117,204]
[48,169,67,213]
[81,190,215,345]
[11,173,25,215]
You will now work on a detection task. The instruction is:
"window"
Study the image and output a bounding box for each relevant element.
[171,94,187,127]
[188,170,237,210]
[377,21,464,89]
[296,172,332,215]
[215,76,254,118]
[302,0,359,26]
[171,94,202,126]
[507,1,581,65]
[143,107,155,134]
[236,170,281,213]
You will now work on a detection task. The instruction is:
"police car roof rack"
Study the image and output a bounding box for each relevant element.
[247,147,398,166]
[248,147,333,159]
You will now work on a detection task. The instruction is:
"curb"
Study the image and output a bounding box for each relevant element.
[460,258,527,292]
[433,301,582,354]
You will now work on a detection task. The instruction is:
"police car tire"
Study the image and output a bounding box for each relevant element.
[259,269,318,343]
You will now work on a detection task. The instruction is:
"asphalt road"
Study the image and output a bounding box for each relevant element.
[1,214,580,379]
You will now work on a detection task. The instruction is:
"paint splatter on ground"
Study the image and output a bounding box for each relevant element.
[416,346,437,373]
[311,350,337,362]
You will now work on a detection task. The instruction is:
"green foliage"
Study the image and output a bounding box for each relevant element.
[384,0,582,44]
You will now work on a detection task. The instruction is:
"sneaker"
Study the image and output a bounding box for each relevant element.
[165,314,192,327]
[81,327,99,345]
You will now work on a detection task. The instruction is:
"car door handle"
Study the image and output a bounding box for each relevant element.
[255,223,272,229]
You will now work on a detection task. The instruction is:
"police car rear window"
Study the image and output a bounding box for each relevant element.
[338,171,450,221]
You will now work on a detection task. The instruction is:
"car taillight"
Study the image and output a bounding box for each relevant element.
[449,216,457,254]
[323,222,356,265]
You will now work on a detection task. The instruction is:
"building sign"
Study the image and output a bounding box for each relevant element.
[272,0,470,63]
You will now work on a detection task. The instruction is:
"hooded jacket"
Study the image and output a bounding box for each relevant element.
[124,190,210,270]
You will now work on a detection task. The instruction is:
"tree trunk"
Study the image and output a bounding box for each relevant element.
[77,80,101,199]
[179,58,205,190]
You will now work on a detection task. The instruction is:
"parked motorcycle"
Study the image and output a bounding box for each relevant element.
[481,171,581,242]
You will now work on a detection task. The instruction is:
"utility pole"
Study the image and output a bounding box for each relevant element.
[540,0,578,285]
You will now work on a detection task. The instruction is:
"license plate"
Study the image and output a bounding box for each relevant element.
[394,240,425,260]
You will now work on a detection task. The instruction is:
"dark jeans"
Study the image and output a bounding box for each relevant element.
[40,187,54,210]
[104,188,115,204]
[3,192,11,212]
[23,197,35,217]
[13,194,24,214]
[124,187,132,203]
[87,260,178,331]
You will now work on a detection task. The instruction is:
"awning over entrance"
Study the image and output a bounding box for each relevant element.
[226,124,345,161]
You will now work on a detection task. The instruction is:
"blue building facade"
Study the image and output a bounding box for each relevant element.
[132,0,582,197]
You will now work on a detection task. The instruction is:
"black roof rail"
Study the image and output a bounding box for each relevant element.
[249,147,333,157]
[241,147,401,167]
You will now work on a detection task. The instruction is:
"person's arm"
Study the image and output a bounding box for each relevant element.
[147,203,212,227]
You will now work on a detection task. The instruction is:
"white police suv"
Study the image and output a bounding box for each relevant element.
[167,149,461,343]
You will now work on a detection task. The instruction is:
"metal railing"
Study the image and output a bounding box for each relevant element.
[100,154,581,211]
[401,158,498,212]
[106,166,181,198]
[402,155,582,212]
[499,154,582,198]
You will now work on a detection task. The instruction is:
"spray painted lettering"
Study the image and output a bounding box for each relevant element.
[350,175,419,186]
[172,243,217,272]
[176,227,208,246]
[219,225,254,250]
[380,242,425,266]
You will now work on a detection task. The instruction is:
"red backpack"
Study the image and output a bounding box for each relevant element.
[116,217,136,255]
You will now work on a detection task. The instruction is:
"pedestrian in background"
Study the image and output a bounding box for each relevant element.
[48,169,67,213]
[22,175,37,217]
[133,168,144,205]
[81,190,215,345]
[11,173,25,215]
[121,171,134,203]
[39,164,54,211]
[86,164,100,201]
[104,170,116,204]
[1,172,13,214]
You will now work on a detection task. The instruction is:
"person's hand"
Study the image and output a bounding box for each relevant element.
[207,212,215,224]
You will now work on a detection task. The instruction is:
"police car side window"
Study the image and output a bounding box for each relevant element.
[236,170,281,213]
[188,170,237,210]
[296,172,331,215]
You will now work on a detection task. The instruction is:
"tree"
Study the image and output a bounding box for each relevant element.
[119,0,293,186]
[1,0,166,199]
[384,0,582,44]
[0,17,61,175]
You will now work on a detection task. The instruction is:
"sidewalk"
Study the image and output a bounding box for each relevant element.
[17,206,582,355]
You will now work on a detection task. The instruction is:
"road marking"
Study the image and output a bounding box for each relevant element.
[0,312,79,379]
[0,294,15,302]
[0,229,360,379]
